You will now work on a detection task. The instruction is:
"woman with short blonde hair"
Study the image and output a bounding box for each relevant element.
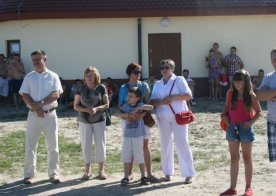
[74,66,109,180]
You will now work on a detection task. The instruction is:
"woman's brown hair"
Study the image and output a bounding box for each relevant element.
[83,66,101,85]
[126,62,142,77]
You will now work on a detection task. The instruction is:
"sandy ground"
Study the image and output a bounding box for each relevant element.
[0,101,276,196]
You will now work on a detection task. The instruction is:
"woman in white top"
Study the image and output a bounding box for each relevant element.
[150,59,195,183]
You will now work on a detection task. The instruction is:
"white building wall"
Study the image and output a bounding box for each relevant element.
[0,18,138,80]
[0,15,276,79]
[142,15,276,77]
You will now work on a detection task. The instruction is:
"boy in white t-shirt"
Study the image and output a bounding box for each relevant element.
[183,69,196,105]
[114,87,153,186]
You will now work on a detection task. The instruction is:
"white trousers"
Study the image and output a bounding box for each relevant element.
[24,110,59,178]
[79,121,106,164]
[157,117,195,178]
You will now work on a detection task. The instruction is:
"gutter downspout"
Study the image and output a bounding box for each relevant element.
[137,18,142,79]
[138,18,142,65]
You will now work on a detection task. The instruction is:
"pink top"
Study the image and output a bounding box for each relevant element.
[229,99,253,124]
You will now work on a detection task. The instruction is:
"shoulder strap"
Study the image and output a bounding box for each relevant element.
[168,79,177,114]
[169,79,176,96]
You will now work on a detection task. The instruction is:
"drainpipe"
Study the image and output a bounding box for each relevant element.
[138,18,142,65]
[137,18,143,79]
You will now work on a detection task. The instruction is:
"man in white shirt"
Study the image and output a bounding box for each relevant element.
[19,50,63,183]
[257,48,276,162]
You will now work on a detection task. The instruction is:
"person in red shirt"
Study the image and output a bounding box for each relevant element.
[220,69,261,196]
[219,67,228,99]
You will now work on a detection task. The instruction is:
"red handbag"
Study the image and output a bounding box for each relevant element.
[168,79,194,125]
[220,119,228,131]
[174,110,194,125]
[220,90,232,132]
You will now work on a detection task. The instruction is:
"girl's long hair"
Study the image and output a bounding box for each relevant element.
[231,69,253,111]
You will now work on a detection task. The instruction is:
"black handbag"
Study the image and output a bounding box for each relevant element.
[105,109,111,126]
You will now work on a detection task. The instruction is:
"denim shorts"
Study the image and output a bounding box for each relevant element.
[226,123,255,143]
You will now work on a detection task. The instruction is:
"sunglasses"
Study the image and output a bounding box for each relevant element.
[160,60,170,65]
[132,70,142,75]
[160,66,170,70]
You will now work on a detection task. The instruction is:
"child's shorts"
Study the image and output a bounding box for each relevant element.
[121,136,144,164]
[226,123,255,143]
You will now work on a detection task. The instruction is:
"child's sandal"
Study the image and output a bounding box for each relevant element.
[140,177,150,185]
[120,177,129,186]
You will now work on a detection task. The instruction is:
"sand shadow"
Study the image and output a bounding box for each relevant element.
[50,178,187,196]
[0,177,87,196]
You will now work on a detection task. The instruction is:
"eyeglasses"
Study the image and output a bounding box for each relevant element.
[160,66,170,70]
[132,70,142,75]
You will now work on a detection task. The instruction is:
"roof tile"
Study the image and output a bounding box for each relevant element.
[1,0,276,21]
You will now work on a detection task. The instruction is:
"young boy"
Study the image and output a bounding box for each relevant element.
[183,69,196,105]
[114,87,153,186]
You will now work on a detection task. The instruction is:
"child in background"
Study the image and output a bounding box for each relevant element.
[218,67,228,99]
[206,49,221,100]
[144,73,157,96]
[220,69,261,196]
[67,79,82,109]
[183,69,196,105]
[102,81,113,103]
[114,87,152,186]
[252,69,264,91]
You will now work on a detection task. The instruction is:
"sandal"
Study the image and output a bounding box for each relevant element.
[120,177,129,186]
[184,177,193,184]
[147,174,159,183]
[164,175,171,181]
[98,171,107,180]
[140,177,150,185]
[220,188,237,196]
[81,170,92,180]
[23,178,32,184]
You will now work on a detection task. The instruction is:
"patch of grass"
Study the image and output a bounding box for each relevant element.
[0,131,84,176]
[193,150,229,172]
[0,131,25,176]
[0,131,161,177]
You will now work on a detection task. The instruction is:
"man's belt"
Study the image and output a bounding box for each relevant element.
[30,107,56,113]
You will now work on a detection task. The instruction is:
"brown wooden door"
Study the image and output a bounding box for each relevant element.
[148,33,181,79]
